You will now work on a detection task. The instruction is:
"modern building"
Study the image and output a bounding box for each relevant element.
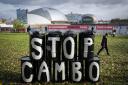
[80,14,97,24]
[17,9,28,24]
[66,13,97,24]
[17,7,68,27]
[66,13,82,24]
[16,8,128,35]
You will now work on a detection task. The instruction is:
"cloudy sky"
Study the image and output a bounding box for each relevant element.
[0,0,128,20]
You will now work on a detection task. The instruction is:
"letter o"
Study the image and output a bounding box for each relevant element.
[63,37,75,59]
[89,62,99,82]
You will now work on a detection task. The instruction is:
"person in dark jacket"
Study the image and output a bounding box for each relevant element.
[97,33,110,55]
[27,25,31,32]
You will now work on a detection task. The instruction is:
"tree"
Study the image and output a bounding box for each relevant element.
[1,18,7,23]
[13,19,25,29]
[111,18,128,24]
[0,18,7,23]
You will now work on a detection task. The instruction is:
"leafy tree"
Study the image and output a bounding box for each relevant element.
[13,19,25,29]
[2,18,7,23]
[111,18,128,24]
[0,18,7,23]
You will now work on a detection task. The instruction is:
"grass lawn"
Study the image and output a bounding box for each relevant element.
[0,33,128,85]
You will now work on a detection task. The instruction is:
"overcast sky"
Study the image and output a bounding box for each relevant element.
[0,0,128,20]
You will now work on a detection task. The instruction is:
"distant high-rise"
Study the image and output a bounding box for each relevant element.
[16,9,28,24]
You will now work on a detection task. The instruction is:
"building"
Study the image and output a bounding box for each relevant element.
[66,13,82,24]
[17,7,68,28]
[66,13,97,24]
[97,20,111,24]
[17,9,28,24]
[16,8,128,35]
[80,14,97,24]
[0,24,13,32]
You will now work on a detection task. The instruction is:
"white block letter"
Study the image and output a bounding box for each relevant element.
[84,38,93,58]
[63,37,75,59]
[48,37,60,58]
[72,62,82,82]
[89,62,99,82]
[22,62,33,82]
[31,38,43,60]
[38,61,50,82]
[55,62,65,81]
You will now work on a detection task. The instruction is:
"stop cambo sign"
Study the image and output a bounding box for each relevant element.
[21,30,100,83]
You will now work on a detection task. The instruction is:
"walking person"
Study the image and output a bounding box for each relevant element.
[97,33,110,55]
